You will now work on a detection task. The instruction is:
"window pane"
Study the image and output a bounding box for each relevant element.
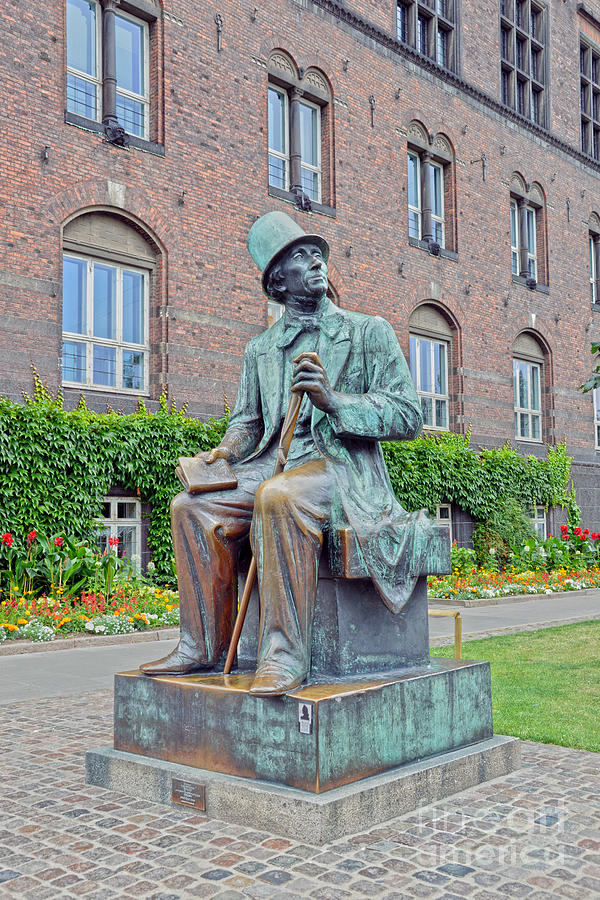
[101,501,111,518]
[299,103,319,168]
[397,2,409,41]
[93,344,116,386]
[268,154,287,189]
[418,15,429,55]
[435,398,447,428]
[300,167,319,202]
[268,88,286,153]
[430,165,443,217]
[67,73,97,119]
[122,349,144,390]
[116,94,145,137]
[117,502,137,519]
[531,414,541,440]
[420,396,433,426]
[526,207,536,253]
[530,364,540,410]
[512,249,519,275]
[409,210,421,240]
[520,412,530,438]
[518,362,528,408]
[434,342,446,394]
[115,14,144,96]
[97,527,110,555]
[63,256,87,334]
[433,220,444,244]
[420,340,432,392]
[66,0,97,76]
[437,28,448,67]
[117,525,137,559]
[408,152,419,209]
[93,265,116,340]
[409,335,417,382]
[122,271,144,344]
[510,202,518,246]
[62,341,86,382]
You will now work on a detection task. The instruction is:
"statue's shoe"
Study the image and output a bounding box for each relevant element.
[248,665,306,696]
[139,648,213,676]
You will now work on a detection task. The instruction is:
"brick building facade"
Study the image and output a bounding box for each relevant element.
[2,0,600,544]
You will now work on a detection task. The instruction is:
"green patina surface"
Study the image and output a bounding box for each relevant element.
[114,658,492,793]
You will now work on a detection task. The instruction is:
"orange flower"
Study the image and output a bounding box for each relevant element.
[17,618,28,625]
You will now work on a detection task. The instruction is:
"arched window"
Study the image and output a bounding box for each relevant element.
[509,174,548,288]
[406,122,456,255]
[267,51,334,212]
[513,331,550,442]
[61,211,158,394]
[409,302,459,430]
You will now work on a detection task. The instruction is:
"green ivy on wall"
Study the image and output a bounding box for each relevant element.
[0,378,571,582]
[382,430,571,520]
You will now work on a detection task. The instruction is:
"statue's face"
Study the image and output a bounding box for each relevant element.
[278,240,328,303]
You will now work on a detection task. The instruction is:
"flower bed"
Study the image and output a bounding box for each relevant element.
[428,566,600,602]
[0,584,180,644]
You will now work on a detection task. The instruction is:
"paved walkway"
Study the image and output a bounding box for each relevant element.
[0,595,598,898]
[1,690,599,899]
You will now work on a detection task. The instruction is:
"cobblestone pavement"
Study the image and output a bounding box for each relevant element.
[1,691,599,899]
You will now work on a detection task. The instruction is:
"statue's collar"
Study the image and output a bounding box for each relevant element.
[276,300,346,347]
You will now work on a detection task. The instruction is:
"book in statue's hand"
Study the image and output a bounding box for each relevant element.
[176,453,238,493]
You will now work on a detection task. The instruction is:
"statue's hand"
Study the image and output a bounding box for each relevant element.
[292,352,339,413]
[204,446,233,465]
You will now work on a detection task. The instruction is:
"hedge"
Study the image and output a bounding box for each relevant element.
[0,376,571,582]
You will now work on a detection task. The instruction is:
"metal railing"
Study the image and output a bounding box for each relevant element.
[429,609,462,658]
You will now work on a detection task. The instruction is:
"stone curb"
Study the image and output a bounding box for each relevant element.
[429,586,600,607]
[0,626,179,656]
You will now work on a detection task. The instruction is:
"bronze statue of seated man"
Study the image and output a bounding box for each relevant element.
[141,211,432,696]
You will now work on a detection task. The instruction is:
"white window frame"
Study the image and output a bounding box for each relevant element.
[66,0,103,122]
[62,252,150,395]
[298,96,323,204]
[408,151,422,240]
[98,497,142,566]
[268,85,290,192]
[510,198,538,280]
[513,357,542,442]
[115,8,150,140]
[594,388,600,449]
[528,505,546,539]
[409,333,450,431]
[434,503,453,542]
[430,160,446,247]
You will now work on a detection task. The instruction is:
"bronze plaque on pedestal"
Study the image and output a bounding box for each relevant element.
[171,778,206,810]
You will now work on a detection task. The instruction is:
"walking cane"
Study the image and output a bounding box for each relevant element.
[223,389,305,674]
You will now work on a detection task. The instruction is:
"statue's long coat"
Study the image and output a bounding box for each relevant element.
[222,302,433,614]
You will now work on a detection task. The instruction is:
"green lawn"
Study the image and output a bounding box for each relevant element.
[431,621,600,752]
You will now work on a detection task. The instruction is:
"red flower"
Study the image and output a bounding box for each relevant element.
[573,527,582,536]
[560,525,568,533]
[592,533,598,540]
[27,530,37,545]
[584,529,590,536]
[108,537,119,548]
[580,535,586,541]
[561,534,568,541]
[1,532,13,547]
[53,536,64,548]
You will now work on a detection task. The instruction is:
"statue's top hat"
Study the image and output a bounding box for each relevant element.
[247,210,329,294]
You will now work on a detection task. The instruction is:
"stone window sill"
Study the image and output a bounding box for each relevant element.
[268,186,336,219]
[511,274,549,294]
[65,111,165,157]
[409,236,458,261]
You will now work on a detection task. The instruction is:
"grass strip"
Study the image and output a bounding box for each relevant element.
[431,620,600,752]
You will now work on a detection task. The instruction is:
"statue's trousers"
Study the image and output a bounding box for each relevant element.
[171,456,333,678]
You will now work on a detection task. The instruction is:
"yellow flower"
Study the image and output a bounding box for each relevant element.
[7,624,18,632]
[17,618,28,625]
[128,617,134,623]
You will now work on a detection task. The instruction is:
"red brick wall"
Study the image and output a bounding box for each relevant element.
[1,0,600,525]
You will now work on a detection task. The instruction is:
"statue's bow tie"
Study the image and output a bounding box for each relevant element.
[277,317,323,347]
